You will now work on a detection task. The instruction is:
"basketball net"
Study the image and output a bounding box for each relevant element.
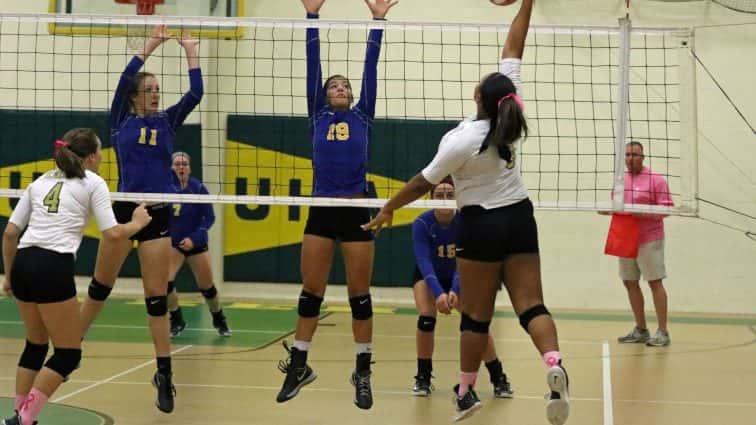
[115,0,165,52]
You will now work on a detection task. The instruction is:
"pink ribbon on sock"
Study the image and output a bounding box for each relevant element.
[19,393,35,412]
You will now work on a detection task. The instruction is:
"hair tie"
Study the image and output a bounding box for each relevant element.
[497,92,524,111]
[54,139,69,151]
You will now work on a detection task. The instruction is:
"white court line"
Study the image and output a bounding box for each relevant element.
[602,340,614,425]
[316,331,604,345]
[51,344,194,403]
[3,376,755,408]
[0,320,282,334]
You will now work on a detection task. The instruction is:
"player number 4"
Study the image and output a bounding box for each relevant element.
[43,182,64,213]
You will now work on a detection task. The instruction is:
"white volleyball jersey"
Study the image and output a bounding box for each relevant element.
[422,58,528,209]
[9,169,118,254]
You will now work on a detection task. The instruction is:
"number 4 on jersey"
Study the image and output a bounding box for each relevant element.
[43,182,64,213]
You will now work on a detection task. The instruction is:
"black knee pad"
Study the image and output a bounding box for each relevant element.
[88,278,112,301]
[44,347,82,378]
[417,315,437,333]
[145,296,168,316]
[200,286,218,299]
[18,340,49,371]
[298,290,323,318]
[459,312,491,334]
[518,304,551,333]
[167,281,175,293]
[349,294,373,320]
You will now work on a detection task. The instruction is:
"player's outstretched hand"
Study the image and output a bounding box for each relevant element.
[361,209,393,236]
[364,0,398,19]
[301,0,326,15]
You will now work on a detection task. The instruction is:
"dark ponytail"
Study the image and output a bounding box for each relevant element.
[477,72,528,167]
[54,128,101,179]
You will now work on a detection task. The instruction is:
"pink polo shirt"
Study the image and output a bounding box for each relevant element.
[624,167,673,244]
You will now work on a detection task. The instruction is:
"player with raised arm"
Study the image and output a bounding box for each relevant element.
[363,1,570,423]
[77,25,203,413]
[276,0,396,410]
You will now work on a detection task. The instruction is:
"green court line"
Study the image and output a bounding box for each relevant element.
[0,397,112,425]
[1,295,754,345]
[0,297,299,348]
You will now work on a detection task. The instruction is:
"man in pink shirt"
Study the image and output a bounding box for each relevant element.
[612,141,673,346]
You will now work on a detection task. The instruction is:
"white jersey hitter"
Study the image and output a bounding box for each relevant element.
[2,128,151,425]
[362,1,570,424]
[11,169,119,253]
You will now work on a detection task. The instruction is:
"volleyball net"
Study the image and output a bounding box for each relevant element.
[0,14,696,216]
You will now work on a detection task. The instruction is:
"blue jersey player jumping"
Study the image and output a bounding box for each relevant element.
[410,179,513,398]
[78,25,203,414]
[166,152,231,339]
[276,0,397,411]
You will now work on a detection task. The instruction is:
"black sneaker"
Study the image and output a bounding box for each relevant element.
[492,373,514,398]
[350,370,373,409]
[276,342,317,403]
[546,363,570,425]
[1,413,21,425]
[152,371,176,413]
[411,373,433,396]
[212,312,232,337]
[452,384,482,421]
[169,311,186,339]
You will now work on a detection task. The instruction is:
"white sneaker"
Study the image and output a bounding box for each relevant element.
[645,329,670,347]
[617,326,650,343]
[546,364,570,425]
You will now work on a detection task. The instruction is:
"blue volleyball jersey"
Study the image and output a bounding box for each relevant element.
[306,14,382,196]
[412,210,461,298]
[170,177,215,248]
[111,56,203,194]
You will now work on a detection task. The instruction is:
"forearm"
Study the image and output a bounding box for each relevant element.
[451,274,460,294]
[103,221,143,241]
[502,0,534,59]
[306,15,324,115]
[2,233,18,278]
[185,45,199,70]
[189,229,208,247]
[383,173,434,213]
[138,39,162,62]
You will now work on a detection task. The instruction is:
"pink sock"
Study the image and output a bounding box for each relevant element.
[15,395,25,412]
[457,372,478,396]
[19,388,48,425]
[543,351,562,367]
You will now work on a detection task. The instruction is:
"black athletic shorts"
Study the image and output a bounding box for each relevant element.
[10,247,76,304]
[305,206,374,242]
[174,244,209,257]
[113,201,171,242]
[413,267,453,293]
[456,198,539,262]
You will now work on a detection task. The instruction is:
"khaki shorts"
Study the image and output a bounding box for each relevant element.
[619,239,666,282]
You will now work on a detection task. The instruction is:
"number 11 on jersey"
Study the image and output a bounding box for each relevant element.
[138,128,158,146]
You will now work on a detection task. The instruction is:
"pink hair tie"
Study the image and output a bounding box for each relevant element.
[497,92,524,111]
[54,139,68,151]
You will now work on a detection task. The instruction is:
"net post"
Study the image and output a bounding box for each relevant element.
[678,29,699,215]
[612,16,632,211]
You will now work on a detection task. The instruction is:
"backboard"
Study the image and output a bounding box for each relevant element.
[47,0,246,39]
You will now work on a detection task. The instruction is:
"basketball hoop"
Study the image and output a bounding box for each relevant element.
[115,0,165,52]
[115,0,164,15]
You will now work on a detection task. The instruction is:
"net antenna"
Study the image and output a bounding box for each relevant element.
[115,0,165,50]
